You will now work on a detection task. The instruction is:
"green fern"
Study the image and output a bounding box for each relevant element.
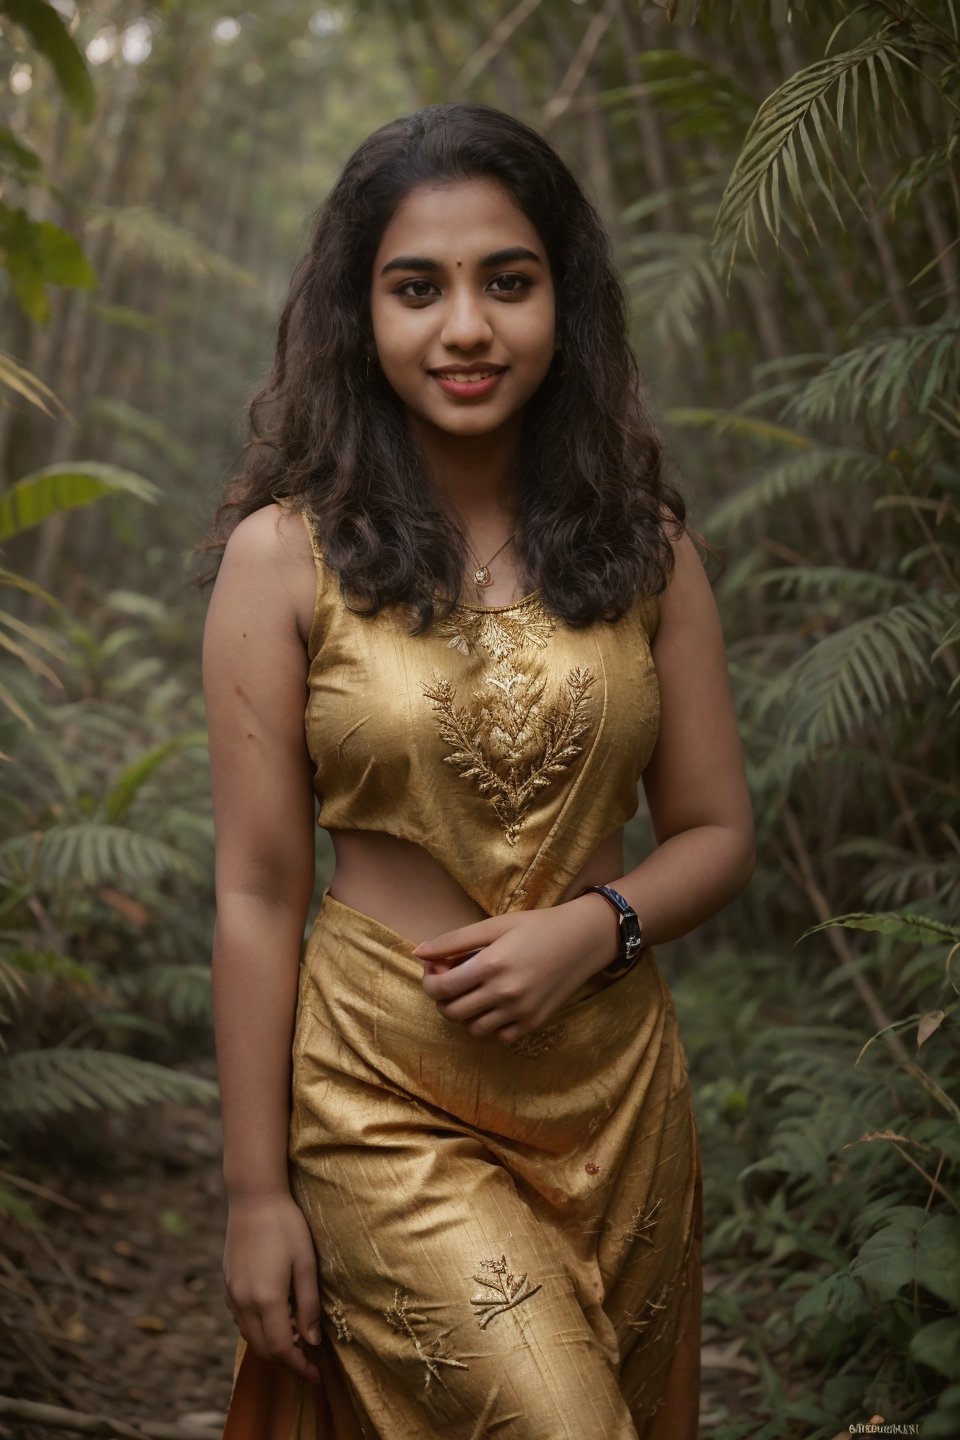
[0,823,197,888]
[782,594,958,748]
[780,319,960,430]
[114,964,212,1025]
[0,1048,217,1120]
[625,232,729,349]
[707,447,895,533]
[759,565,915,607]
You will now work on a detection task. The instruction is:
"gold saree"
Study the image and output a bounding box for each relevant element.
[220,504,702,1437]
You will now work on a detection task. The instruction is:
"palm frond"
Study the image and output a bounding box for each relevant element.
[84,202,258,285]
[780,319,960,431]
[707,447,895,532]
[114,965,212,1025]
[625,233,729,349]
[758,566,916,607]
[0,823,198,888]
[0,1048,217,1121]
[783,594,959,749]
[712,25,915,270]
[83,397,194,469]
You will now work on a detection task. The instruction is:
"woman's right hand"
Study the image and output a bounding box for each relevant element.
[223,1191,323,1383]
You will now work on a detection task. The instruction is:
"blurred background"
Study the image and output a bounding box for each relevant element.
[0,2,957,1437]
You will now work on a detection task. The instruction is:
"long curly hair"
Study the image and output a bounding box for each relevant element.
[198,102,686,630]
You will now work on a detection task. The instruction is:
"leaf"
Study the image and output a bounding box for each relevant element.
[85,202,258,285]
[917,1010,946,1049]
[0,0,95,119]
[0,205,96,322]
[712,26,913,261]
[910,1318,960,1380]
[0,126,42,177]
[851,1212,960,1306]
[104,732,208,821]
[0,462,160,541]
[0,1049,218,1120]
[800,911,960,945]
[0,348,67,417]
[794,1272,869,1326]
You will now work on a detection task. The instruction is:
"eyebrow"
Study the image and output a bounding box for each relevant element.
[380,246,543,277]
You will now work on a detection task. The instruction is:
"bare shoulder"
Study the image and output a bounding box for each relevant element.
[214,502,317,646]
[653,516,720,647]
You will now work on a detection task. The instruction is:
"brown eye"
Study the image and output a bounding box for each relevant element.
[488,274,532,295]
[397,280,437,300]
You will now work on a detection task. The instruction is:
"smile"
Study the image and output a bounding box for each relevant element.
[430,369,506,400]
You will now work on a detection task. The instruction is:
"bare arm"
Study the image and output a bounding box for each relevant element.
[580,525,756,947]
[202,502,322,1377]
[418,528,756,1038]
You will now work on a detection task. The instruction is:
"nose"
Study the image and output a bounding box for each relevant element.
[439,285,494,351]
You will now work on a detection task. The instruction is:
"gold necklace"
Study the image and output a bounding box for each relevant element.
[465,531,516,588]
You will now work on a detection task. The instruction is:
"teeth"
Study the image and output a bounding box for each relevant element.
[444,371,497,382]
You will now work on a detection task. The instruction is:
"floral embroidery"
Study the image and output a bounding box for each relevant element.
[470,1255,542,1329]
[509,1022,566,1057]
[422,667,594,845]
[329,1298,353,1343]
[623,1197,662,1246]
[435,603,555,661]
[383,1287,468,1389]
[424,599,595,845]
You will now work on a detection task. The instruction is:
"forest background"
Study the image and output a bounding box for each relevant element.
[0,1,957,1438]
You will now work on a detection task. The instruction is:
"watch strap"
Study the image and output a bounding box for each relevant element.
[578,884,646,979]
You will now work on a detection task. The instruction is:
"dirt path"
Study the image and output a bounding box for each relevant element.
[1,1101,747,1438]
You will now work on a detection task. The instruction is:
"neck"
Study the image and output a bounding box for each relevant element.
[411,416,520,527]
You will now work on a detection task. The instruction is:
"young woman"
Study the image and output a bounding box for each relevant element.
[203,102,754,1440]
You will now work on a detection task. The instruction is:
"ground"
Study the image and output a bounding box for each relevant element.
[1,1098,750,1439]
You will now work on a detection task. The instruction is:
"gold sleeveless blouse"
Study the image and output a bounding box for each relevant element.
[288,504,661,914]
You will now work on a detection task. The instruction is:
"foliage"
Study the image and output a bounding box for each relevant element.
[0,0,958,1432]
[0,591,217,1202]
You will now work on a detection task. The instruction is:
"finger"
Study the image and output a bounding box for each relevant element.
[494,1023,525,1046]
[464,1007,515,1038]
[421,953,487,1002]
[413,916,505,960]
[260,1304,322,1382]
[436,986,508,1025]
[292,1251,323,1348]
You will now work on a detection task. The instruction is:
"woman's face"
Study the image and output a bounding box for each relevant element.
[369,177,557,445]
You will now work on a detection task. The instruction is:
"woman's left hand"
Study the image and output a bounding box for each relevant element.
[415,899,617,1045]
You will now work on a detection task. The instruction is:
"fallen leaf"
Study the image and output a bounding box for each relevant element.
[917,1010,945,1049]
[87,1264,136,1291]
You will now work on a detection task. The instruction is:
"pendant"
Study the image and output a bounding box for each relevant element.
[474,565,492,587]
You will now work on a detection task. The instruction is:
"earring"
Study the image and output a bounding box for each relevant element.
[554,346,569,378]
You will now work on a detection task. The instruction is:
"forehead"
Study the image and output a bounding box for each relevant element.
[374,178,545,263]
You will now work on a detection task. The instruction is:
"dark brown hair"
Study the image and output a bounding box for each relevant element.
[199,102,686,630]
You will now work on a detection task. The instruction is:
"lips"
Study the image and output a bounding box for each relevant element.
[429,365,507,400]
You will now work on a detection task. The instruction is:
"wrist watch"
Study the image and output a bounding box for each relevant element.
[578,884,646,979]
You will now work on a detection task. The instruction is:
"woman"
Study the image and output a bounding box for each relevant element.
[202,103,754,1440]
